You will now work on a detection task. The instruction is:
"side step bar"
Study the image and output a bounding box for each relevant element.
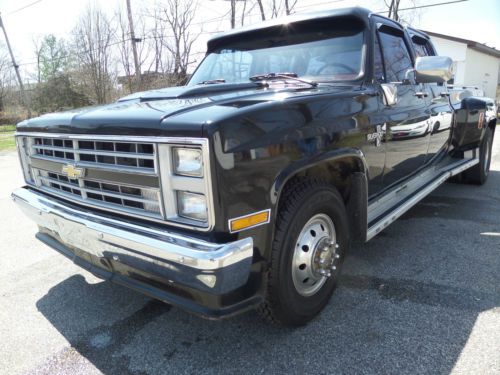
[366,157,479,241]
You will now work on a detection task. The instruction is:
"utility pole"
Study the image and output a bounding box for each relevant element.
[126,0,141,91]
[230,0,236,28]
[0,13,31,117]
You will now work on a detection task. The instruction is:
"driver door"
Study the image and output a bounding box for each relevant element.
[374,21,431,188]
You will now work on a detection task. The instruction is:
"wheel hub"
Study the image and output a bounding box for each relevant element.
[312,238,340,278]
[291,213,340,297]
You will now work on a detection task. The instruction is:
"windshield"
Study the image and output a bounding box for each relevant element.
[189,21,365,85]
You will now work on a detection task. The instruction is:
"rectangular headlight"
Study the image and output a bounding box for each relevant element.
[177,191,207,222]
[172,148,203,177]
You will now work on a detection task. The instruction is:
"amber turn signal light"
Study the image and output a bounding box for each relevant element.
[229,210,270,233]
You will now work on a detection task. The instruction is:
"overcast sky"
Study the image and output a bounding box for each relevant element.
[0,0,499,79]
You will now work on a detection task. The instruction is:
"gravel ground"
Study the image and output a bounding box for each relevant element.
[0,133,499,375]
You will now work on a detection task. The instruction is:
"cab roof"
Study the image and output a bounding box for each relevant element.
[207,7,373,52]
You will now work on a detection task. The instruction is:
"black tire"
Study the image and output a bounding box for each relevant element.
[463,127,493,185]
[258,178,349,326]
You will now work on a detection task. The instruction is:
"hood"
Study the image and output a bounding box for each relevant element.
[17,83,357,137]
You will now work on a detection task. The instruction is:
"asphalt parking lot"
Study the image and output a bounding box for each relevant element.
[1,134,499,375]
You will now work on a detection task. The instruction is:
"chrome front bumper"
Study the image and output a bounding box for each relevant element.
[12,187,253,296]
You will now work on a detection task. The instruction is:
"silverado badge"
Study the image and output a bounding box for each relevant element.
[62,164,85,179]
[367,125,384,147]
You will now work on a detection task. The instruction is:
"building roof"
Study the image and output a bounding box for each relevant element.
[423,30,500,59]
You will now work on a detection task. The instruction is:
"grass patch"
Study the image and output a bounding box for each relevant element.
[0,132,15,151]
[0,124,16,133]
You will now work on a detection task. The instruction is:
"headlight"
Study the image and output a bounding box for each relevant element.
[172,148,203,177]
[177,191,207,221]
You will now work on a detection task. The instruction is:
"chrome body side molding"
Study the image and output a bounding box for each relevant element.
[366,153,479,241]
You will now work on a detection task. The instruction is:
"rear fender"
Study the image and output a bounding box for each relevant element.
[452,97,488,150]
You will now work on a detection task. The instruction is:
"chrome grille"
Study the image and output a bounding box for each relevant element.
[35,169,161,216]
[21,135,162,219]
[32,137,155,172]
[16,133,215,231]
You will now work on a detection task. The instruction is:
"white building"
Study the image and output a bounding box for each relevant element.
[424,31,500,102]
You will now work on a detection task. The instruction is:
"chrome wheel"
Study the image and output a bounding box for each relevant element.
[291,213,339,297]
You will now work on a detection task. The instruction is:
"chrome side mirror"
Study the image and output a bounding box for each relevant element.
[381,83,398,106]
[415,56,453,83]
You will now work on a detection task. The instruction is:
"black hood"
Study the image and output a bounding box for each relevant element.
[16,83,357,137]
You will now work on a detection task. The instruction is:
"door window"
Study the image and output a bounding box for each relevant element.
[378,29,413,83]
[373,33,385,82]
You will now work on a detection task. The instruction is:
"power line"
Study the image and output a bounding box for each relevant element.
[16,0,472,69]
[7,0,44,15]
[18,37,133,67]
[294,0,349,11]
[391,0,469,12]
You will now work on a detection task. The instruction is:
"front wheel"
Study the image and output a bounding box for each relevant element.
[259,179,349,326]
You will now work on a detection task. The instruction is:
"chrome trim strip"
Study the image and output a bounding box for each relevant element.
[15,132,208,145]
[37,176,161,205]
[366,157,479,241]
[32,144,156,160]
[34,185,164,220]
[228,209,271,233]
[12,187,253,270]
[30,157,160,185]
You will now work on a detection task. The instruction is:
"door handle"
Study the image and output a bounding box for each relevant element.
[414,92,428,98]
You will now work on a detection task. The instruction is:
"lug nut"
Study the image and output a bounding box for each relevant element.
[331,266,337,270]
[335,254,340,259]
[335,244,339,249]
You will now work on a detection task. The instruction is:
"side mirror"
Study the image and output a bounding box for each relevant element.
[415,56,453,84]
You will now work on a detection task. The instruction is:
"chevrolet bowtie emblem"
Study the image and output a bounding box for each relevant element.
[61,164,85,179]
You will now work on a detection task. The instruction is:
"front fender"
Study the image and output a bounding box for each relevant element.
[271,148,369,205]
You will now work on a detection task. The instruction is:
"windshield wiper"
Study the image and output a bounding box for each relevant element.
[198,79,226,85]
[249,72,318,87]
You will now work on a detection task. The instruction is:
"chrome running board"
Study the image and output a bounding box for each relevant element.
[366,153,479,241]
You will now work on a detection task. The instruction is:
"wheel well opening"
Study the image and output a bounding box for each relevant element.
[279,157,364,206]
[488,118,497,133]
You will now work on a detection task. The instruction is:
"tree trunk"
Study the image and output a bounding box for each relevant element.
[256,0,266,20]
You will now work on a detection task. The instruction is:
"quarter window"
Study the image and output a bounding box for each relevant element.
[411,36,434,57]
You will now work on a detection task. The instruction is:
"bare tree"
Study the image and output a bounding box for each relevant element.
[116,4,151,93]
[284,0,298,15]
[32,37,43,84]
[0,49,14,112]
[383,0,420,24]
[72,4,115,104]
[155,0,199,84]
[147,7,171,75]
[256,0,266,20]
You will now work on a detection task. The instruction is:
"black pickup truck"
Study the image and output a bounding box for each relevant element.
[12,7,496,326]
